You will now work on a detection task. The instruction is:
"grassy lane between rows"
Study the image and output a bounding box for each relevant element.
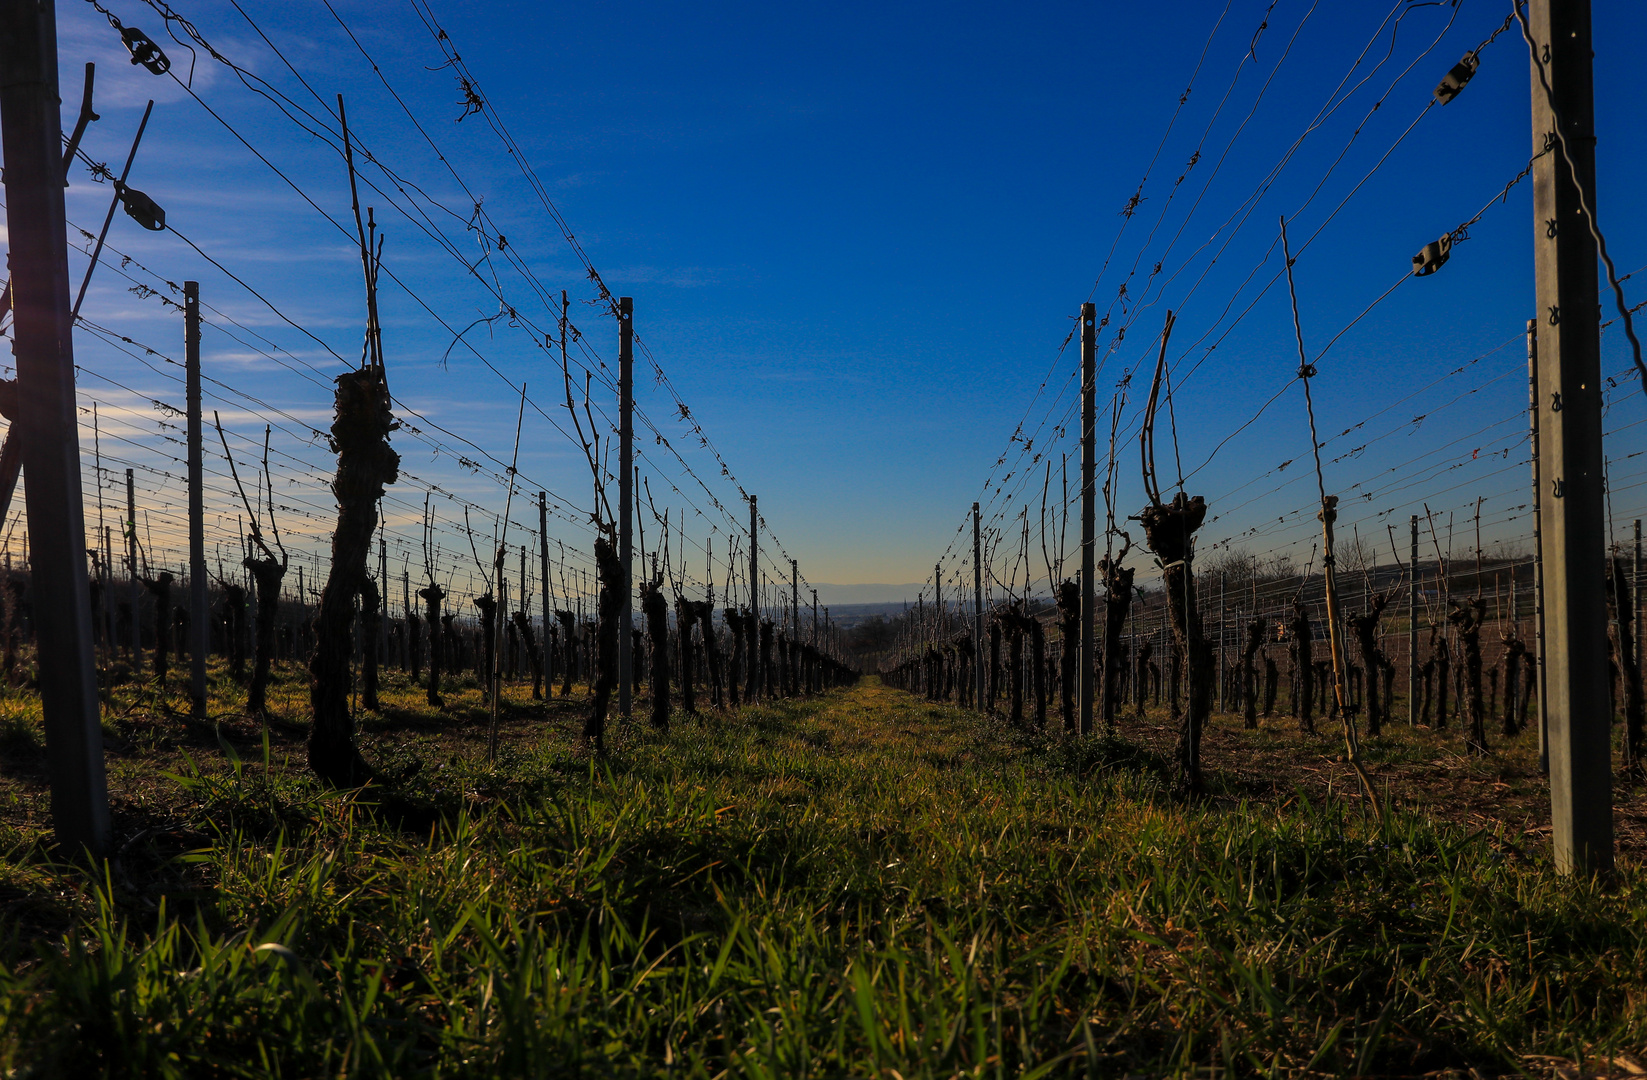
[0,675,1643,1077]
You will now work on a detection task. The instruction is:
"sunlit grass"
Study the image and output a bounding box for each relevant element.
[0,675,1641,1077]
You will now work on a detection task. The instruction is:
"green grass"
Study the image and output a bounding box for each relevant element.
[0,677,1643,1077]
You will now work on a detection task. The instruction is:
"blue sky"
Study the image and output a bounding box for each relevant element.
[28,0,1647,607]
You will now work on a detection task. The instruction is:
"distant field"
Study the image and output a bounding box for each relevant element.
[0,667,1643,1078]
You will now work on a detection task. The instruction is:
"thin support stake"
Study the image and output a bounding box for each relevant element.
[1282,215,1383,825]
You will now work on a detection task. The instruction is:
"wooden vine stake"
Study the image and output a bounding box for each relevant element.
[419,496,445,707]
[1100,395,1133,736]
[487,386,528,762]
[1281,217,1384,825]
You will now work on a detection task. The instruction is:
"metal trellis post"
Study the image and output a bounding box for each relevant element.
[1529,320,1549,774]
[1528,0,1613,874]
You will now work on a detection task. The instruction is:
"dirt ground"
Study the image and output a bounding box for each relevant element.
[1118,698,1647,862]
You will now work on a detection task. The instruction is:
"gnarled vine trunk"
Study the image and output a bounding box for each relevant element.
[760,619,775,700]
[424,586,451,704]
[643,583,670,728]
[360,576,381,712]
[1613,557,1645,775]
[1433,635,1451,730]
[474,592,497,703]
[1100,555,1134,733]
[245,557,286,715]
[1030,617,1046,727]
[1347,593,1391,736]
[309,369,399,786]
[140,572,174,687]
[511,611,540,700]
[779,635,792,698]
[675,596,698,715]
[1140,493,1211,793]
[1241,618,1262,730]
[694,600,723,709]
[555,610,577,696]
[1134,640,1153,721]
[987,619,1002,713]
[1262,651,1278,718]
[420,585,445,706]
[723,607,744,708]
[744,609,759,702]
[1448,597,1488,756]
[583,537,624,753]
[407,610,422,683]
[1055,580,1079,732]
[1289,601,1313,734]
[224,583,247,682]
[1001,606,1025,726]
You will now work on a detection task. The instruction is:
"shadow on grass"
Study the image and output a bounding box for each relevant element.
[1002,724,1175,785]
